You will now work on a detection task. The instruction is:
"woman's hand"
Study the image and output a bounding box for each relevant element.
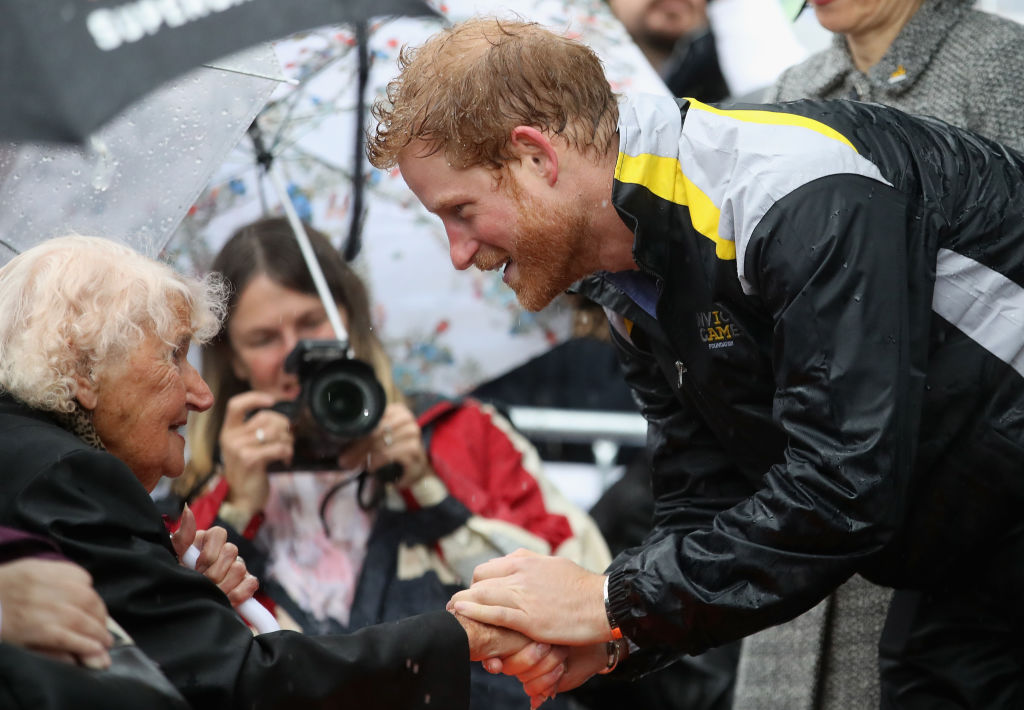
[171,505,259,608]
[523,642,611,708]
[219,391,294,518]
[337,403,433,489]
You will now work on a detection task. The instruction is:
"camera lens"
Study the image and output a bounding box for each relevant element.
[308,363,385,438]
[318,377,368,423]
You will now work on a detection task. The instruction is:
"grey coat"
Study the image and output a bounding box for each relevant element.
[769,0,1024,152]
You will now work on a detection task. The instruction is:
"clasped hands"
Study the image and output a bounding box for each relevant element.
[450,549,620,709]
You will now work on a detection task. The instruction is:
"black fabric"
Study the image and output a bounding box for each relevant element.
[0,395,471,710]
[878,526,1024,709]
[662,28,729,103]
[0,645,189,710]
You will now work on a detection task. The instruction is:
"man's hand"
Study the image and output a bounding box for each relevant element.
[171,505,259,607]
[0,558,113,668]
[449,549,610,645]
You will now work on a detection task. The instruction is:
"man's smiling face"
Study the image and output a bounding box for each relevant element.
[398,142,594,311]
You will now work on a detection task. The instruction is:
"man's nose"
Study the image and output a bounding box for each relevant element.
[447,228,478,271]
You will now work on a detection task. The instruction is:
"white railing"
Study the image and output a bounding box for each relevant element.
[505,407,648,508]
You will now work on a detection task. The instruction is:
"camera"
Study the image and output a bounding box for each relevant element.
[267,339,386,471]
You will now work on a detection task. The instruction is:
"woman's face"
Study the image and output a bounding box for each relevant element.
[78,308,214,491]
[809,0,920,37]
[227,274,345,401]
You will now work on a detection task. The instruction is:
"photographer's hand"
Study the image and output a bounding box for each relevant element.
[337,403,433,489]
[219,391,294,521]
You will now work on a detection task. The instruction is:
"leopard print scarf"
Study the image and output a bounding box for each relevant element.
[51,403,106,451]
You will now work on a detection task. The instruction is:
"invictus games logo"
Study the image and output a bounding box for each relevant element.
[697,310,740,350]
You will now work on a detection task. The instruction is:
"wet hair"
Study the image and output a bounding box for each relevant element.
[367,17,619,173]
[182,217,399,487]
[0,235,224,413]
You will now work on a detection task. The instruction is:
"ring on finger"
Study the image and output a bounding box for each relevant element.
[255,427,266,444]
[382,425,394,448]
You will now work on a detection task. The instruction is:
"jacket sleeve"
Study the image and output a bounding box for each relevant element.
[608,176,933,661]
[425,401,611,581]
[7,448,470,710]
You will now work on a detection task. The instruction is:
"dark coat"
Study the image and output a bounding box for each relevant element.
[0,395,471,710]
[575,94,1024,680]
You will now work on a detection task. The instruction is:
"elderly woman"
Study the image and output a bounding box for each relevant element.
[0,235,541,710]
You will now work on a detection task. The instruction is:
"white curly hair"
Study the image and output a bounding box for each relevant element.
[0,235,226,413]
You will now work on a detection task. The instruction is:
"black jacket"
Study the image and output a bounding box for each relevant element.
[577,94,1024,673]
[0,395,471,710]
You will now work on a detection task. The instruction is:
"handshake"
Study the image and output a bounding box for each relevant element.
[449,550,624,709]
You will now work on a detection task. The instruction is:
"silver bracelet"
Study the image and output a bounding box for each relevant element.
[598,638,623,675]
[603,575,622,640]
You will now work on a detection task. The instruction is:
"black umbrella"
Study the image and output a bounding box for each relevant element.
[1,0,437,144]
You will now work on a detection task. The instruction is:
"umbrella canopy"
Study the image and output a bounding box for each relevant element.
[0,0,437,144]
[0,44,280,265]
[168,0,672,395]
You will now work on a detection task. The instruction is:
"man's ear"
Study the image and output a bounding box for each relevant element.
[73,372,98,411]
[509,126,559,186]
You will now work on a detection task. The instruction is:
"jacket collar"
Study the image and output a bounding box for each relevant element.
[613,93,686,275]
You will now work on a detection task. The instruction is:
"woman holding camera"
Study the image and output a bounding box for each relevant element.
[171,217,609,709]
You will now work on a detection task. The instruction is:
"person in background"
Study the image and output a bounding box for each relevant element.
[607,0,729,101]
[769,0,1024,151]
[369,17,1024,709]
[0,234,542,710]
[169,216,610,710]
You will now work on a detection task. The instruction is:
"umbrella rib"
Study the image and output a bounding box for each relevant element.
[266,36,358,153]
[200,63,298,86]
[0,239,19,258]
